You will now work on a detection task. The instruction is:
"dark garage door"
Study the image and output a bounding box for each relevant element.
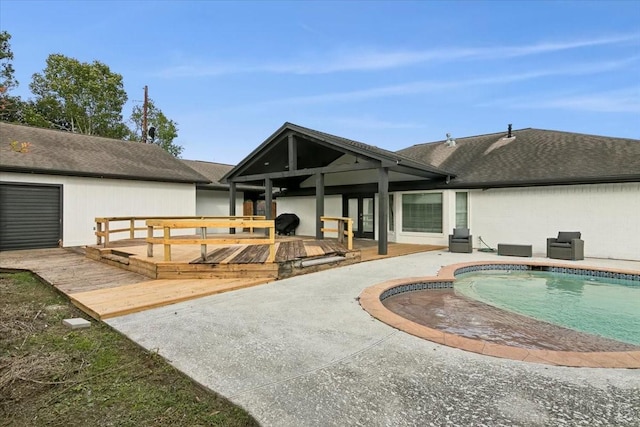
[0,183,62,251]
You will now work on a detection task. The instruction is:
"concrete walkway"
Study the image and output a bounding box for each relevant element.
[106,251,640,426]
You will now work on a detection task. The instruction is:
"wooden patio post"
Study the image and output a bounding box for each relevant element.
[315,172,324,240]
[229,181,237,234]
[200,227,207,260]
[378,167,389,255]
[104,220,110,248]
[130,218,136,239]
[264,178,273,236]
[163,226,171,261]
[147,224,154,257]
[96,220,103,245]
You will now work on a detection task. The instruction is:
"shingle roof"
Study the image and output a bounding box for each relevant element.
[283,122,453,176]
[397,128,640,188]
[0,122,210,184]
[181,159,263,191]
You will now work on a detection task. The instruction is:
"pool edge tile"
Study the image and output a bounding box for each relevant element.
[359,261,640,369]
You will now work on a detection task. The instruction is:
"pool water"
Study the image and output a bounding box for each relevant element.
[454,271,640,346]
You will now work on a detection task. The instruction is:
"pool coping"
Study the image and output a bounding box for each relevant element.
[358,260,640,368]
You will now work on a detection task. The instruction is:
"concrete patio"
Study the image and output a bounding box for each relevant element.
[105,251,640,426]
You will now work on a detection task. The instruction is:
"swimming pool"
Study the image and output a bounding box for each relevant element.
[454,270,640,346]
[358,261,640,367]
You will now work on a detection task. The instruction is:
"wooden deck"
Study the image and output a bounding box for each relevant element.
[70,277,272,319]
[1,239,444,321]
[0,248,275,321]
[85,234,360,280]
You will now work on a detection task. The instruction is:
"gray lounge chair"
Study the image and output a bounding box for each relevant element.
[449,228,473,253]
[547,231,584,260]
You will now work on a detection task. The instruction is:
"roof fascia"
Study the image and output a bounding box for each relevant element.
[440,175,640,190]
[221,123,292,182]
[0,166,210,184]
[391,164,450,179]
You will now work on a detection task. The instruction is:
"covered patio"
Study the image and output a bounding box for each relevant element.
[222,122,455,256]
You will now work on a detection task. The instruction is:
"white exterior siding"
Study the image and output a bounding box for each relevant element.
[276,195,342,237]
[195,189,244,216]
[469,183,640,261]
[195,189,245,233]
[275,182,639,261]
[0,172,196,247]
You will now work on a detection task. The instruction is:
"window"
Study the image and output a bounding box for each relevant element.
[402,193,443,233]
[456,192,468,228]
[389,194,394,232]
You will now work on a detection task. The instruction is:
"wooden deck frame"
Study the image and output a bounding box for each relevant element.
[95,215,267,247]
[320,216,354,250]
[86,234,444,281]
[145,219,276,262]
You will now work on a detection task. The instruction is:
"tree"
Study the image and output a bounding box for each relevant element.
[0,31,23,123]
[0,31,18,92]
[129,98,184,157]
[29,54,128,138]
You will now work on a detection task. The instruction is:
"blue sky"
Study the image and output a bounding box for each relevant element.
[2,1,639,164]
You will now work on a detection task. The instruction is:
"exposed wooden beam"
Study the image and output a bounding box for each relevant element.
[288,134,297,171]
[229,160,380,183]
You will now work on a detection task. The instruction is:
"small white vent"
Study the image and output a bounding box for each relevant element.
[445,133,456,147]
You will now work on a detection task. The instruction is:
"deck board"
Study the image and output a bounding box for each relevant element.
[198,246,244,264]
[233,244,270,264]
[275,240,312,261]
[317,240,347,254]
[0,248,147,294]
[70,277,272,319]
[1,239,443,321]
[360,243,446,262]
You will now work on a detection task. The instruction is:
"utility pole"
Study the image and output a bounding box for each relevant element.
[142,85,148,143]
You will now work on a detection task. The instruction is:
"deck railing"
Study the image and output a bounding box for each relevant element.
[95,216,266,247]
[320,216,354,250]
[145,218,276,263]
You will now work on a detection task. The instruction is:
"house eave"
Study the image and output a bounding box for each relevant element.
[0,166,210,184]
[441,175,640,190]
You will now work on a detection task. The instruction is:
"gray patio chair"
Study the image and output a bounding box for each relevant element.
[547,231,584,260]
[449,228,473,253]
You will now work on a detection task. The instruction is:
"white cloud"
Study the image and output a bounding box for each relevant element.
[156,33,639,77]
[320,116,425,130]
[258,57,639,106]
[485,88,640,113]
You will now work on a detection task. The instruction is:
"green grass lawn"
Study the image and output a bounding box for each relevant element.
[0,271,259,427]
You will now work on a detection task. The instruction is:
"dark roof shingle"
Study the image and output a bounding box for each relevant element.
[0,122,210,183]
[181,159,263,191]
[397,128,640,188]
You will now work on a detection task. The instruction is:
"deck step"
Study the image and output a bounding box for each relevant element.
[101,253,130,265]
